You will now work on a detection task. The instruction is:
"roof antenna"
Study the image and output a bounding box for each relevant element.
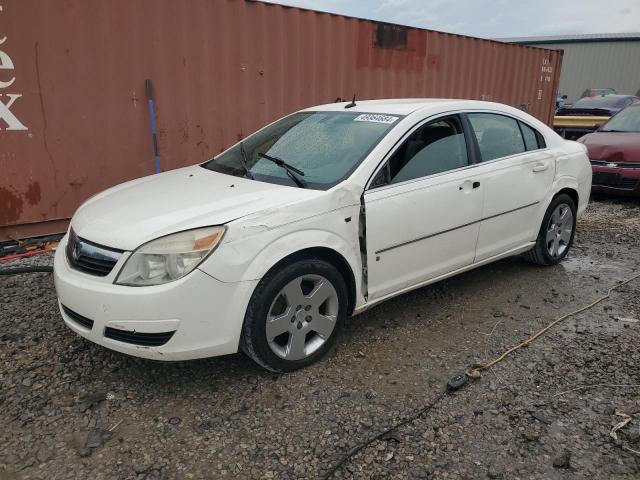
[344,94,357,109]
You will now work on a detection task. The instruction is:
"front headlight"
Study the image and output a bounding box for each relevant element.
[114,226,226,286]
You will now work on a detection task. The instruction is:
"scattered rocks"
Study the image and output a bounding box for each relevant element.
[531,411,551,425]
[487,462,504,478]
[552,450,572,469]
[3,199,640,479]
[35,444,53,463]
[523,429,540,442]
[1,333,23,342]
[69,428,112,457]
[77,392,107,412]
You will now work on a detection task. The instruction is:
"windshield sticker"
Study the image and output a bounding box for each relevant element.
[353,114,399,125]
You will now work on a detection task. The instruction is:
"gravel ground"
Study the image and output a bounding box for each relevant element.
[2,196,640,479]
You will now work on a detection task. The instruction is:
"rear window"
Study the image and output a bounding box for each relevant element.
[468,113,525,162]
[519,121,546,150]
[572,96,638,110]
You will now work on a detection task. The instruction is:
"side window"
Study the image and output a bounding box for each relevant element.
[380,116,468,185]
[519,121,545,151]
[468,113,525,162]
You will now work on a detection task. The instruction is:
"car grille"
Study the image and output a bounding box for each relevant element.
[621,178,638,189]
[104,327,176,347]
[590,160,640,168]
[66,229,123,277]
[62,305,94,330]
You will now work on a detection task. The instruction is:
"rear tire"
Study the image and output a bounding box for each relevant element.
[524,193,576,266]
[240,258,348,372]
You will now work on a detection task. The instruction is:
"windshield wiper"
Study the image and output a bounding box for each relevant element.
[257,152,307,188]
[239,142,255,179]
[600,129,631,133]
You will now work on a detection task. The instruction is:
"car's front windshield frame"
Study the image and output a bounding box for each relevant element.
[200,110,405,190]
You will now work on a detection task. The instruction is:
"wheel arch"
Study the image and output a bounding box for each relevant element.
[556,187,579,207]
[531,181,580,243]
[258,247,358,316]
[545,176,580,216]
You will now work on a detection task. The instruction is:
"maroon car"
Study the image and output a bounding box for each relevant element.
[578,102,640,196]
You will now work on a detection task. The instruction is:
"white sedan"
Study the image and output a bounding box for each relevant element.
[54,99,591,372]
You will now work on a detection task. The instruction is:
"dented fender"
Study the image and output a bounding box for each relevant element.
[197,182,367,306]
[199,212,365,306]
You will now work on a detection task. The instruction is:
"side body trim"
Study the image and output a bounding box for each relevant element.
[375,201,539,254]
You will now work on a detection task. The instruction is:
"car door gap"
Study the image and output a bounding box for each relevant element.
[358,195,368,301]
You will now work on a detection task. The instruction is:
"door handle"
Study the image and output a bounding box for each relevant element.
[532,163,549,172]
[459,180,481,191]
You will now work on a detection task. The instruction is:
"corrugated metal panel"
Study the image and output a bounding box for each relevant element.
[1,0,562,240]
[520,41,640,102]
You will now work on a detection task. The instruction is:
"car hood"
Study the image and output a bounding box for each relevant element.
[71,166,321,251]
[579,132,640,162]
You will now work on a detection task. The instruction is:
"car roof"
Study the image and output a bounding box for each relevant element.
[303,98,509,116]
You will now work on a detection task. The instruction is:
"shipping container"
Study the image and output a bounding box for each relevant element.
[0,0,562,240]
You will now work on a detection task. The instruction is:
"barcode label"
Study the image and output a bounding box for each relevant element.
[354,114,399,124]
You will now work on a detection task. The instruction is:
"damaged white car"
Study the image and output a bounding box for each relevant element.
[54,99,591,371]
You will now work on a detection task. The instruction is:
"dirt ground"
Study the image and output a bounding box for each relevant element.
[2,196,640,480]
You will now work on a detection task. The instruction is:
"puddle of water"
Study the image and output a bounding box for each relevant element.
[561,251,627,275]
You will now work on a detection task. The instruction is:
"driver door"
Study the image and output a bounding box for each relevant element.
[364,115,483,300]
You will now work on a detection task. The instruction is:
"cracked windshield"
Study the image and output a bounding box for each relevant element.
[202,111,400,189]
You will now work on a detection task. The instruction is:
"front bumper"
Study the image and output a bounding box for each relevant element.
[591,163,640,197]
[53,236,258,360]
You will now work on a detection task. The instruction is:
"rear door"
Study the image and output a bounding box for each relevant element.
[465,113,555,262]
[364,114,483,300]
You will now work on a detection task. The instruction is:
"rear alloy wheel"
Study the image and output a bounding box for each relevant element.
[524,193,576,266]
[241,259,348,372]
[545,203,574,258]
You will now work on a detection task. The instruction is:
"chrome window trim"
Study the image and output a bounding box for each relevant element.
[465,111,548,158]
[365,109,550,192]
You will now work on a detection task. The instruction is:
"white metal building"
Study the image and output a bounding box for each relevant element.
[500,33,640,103]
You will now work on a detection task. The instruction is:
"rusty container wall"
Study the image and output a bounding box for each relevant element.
[0,0,562,240]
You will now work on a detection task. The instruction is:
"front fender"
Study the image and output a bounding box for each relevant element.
[198,206,364,300]
[241,229,362,283]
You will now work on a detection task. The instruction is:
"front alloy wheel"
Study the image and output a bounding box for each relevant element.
[266,275,339,361]
[241,258,348,372]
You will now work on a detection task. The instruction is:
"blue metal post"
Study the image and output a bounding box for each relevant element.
[145,79,161,174]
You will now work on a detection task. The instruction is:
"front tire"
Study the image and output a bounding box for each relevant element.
[524,193,576,266]
[240,258,348,372]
